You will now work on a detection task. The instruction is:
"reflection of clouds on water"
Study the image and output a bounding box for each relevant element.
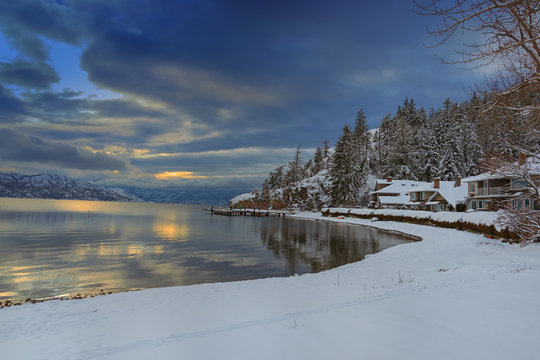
[0,198,414,301]
[152,222,190,241]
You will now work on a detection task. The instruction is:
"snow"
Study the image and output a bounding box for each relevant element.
[230,192,256,203]
[463,155,540,182]
[330,207,502,231]
[370,180,429,194]
[231,170,333,209]
[2,212,540,359]
[378,194,410,205]
[407,180,468,208]
[430,183,468,208]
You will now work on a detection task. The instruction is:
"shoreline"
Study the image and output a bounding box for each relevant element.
[0,212,419,308]
[290,211,424,242]
[0,211,497,309]
[2,212,540,359]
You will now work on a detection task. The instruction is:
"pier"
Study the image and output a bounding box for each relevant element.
[209,208,288,217]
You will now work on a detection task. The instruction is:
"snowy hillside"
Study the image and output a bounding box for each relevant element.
[0,173,141,202]
[231,170,332,210]
[231,170,377,210]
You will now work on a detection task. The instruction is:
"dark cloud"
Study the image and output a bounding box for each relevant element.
[1,27,50,61]
[0,0,482,192]
[0,59,60,89]
[0,85,29,123]
[131,146,299,178]
[90,98,171,119]
[0,1,87,48]
[19,89,94,123]
[0,128,127,171]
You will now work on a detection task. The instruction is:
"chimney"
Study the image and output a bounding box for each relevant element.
[518,152,527,166]
[455,178,461,187]
[434,177,440,189]
[386,177,392,182]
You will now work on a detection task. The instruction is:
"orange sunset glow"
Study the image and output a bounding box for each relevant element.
[154,171,207,180]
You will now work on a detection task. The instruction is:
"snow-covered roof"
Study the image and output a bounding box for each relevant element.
[428,183,468,207]
[463,155,540,182]
[371,180,429,195]
[410,180,456,193]
[462,172,507,182]
[378,194,411,205]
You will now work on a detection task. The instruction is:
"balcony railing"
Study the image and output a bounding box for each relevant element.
[472,186,505,196]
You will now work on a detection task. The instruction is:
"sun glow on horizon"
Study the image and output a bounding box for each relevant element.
[154,171,207,180]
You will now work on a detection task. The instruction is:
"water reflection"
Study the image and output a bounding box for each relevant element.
[0,198,415,301]
[259,219,403,275]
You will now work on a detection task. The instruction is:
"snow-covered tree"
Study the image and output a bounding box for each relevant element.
[330,124,364,206]
[312,146,324,175]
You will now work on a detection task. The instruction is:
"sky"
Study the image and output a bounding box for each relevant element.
[0,0,486,195]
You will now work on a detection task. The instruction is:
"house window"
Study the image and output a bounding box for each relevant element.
[478,200,484,209]
[512,199,523,209]
[525,198,530,208]
[471,200,477,210]
[469,183,477,194]
[511,178,529,189]
[420,192,425,200]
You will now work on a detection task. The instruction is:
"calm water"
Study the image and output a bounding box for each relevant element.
[0,198,415,301]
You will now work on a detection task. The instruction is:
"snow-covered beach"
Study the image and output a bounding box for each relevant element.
[2,212,540,360]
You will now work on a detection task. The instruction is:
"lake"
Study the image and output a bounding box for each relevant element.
[0,198,415,301]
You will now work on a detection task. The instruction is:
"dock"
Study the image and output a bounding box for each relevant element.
[209,208,288,217]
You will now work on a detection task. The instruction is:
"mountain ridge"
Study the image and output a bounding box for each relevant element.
[0,172,141,202]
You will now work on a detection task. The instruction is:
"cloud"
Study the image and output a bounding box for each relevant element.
[1,27,50,61]
[131,146,302,179]
[0,59,60,89]
[0,128,127,171]
[0,85,29,123]
[0,1,86,48]
[151,65,282,106]
[0,0,484,196]
[154,171,207,180]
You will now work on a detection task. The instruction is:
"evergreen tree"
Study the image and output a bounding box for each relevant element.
[313,146,324,174]
[352,109,370,175]
[330,124,364,206]
[322,138,330,172]
[286,145,303,185]
[303,159,313,177]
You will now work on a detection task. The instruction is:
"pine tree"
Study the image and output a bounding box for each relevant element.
[286,145,303,185]
[322,138,330,172]
[313,146,324,174]
[352,109,370,175]
[330,124,364,206]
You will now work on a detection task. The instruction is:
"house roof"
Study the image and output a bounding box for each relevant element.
[371,180,429,195]
[410,180,457,193]
[463,155,540,182]
[378,194,411,205]
[428,183,468,207]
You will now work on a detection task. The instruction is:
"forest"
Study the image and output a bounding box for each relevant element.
[252,92,538,209]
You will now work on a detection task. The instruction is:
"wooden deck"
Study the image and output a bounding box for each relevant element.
[209,208,288,217]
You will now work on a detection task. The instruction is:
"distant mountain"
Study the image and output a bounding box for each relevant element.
[0,173,141,202]
[116,186,242,205]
